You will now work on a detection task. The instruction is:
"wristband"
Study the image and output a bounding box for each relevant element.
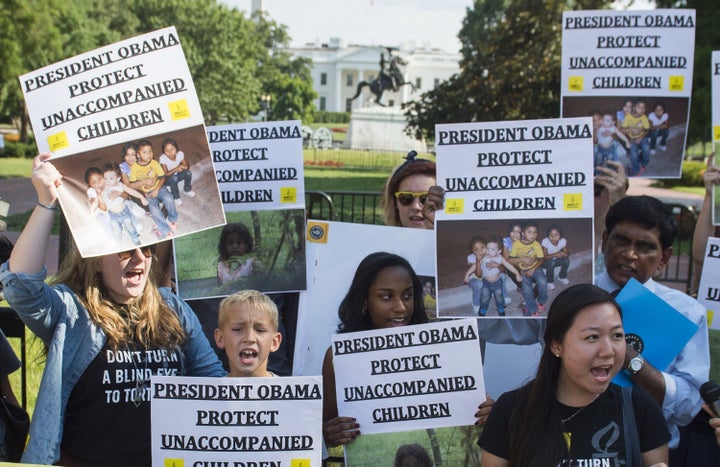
[37,202,58,211]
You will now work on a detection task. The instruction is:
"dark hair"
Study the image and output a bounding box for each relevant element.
[101,162,122,178]
[605,195,677,250]
[394,443,433,467]
[521,221,538,231]
[121,142,138,160]
[508,284,621,467]
[162,137,179,152]
[84,167,102,184]
[217,222,254,261]
[137,139,153,150]
[382,151,436,226]
[468,235,486,250]
[337,252,428,333]
[546,223,563,237]
[652,101,666,112]
[589,108,601,117]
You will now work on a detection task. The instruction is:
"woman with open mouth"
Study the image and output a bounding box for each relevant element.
[478,284,670,467]
[0,154,225,466]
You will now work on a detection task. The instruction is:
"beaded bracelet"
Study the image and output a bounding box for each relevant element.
[37,202,58,211]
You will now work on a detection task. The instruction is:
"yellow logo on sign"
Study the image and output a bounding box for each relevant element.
[445,198,464,214]
[168,99,191,120]
[48,132,69,151]
[281,187,297,203]
[563,193,582,211]
[668,76,684,92]
[568,76,584,92]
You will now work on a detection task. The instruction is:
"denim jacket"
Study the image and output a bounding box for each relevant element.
[0,262,226,464]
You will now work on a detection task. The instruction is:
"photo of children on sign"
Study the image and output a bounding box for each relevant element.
[174,209,307,299]
[49,124,225,257]
[436,217,593,318]
[562,95,689,178]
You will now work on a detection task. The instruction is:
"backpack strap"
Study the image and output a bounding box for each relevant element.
[622,385,642,467]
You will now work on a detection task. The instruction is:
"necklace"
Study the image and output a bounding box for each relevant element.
[560,393,599,424]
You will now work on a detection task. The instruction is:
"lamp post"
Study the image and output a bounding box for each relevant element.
[261,94,272,122]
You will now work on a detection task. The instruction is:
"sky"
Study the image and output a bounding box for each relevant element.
[224,0,475,53]
[223,1,656,54]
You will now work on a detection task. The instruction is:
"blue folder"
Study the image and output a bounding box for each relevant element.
[612,278,699,387]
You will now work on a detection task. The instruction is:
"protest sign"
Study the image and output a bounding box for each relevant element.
[331,318,485,435]
[561,9,696,178]
[697,237,720,330]
[19,27,225,257]
[174,121,306,299]
[434,118,594,319]
[712,51,720,225]
[151,375,322,466]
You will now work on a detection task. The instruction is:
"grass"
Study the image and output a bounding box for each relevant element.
[0,157,33,179]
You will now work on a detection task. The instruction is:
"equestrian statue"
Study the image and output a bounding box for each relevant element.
[351,48,415,106]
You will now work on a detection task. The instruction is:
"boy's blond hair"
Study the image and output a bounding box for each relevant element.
[218,290,279,329]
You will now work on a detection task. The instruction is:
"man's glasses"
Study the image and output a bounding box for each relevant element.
[117,245,156,260]
[395,191,428,206]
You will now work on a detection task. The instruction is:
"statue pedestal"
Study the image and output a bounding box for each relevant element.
[346,107,426,152]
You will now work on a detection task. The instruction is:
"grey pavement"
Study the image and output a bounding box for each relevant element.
[0,174,705,278]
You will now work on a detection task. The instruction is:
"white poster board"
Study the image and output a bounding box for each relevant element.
[711,51,720,226]
[331,318,485,434]
[697,237,720,330]
[151,375,322,466]
[434,118,594,320]
[561,9,696,178]
[19,27,225,256]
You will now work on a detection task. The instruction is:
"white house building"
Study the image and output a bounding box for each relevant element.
[289,38,461,113]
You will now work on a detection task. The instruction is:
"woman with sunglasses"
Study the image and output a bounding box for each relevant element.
[381,151,438,229]
[0,154,225,466]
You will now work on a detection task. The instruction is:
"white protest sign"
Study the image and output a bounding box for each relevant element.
[697,237,720,330]
[21,27,204,157]
[208,121,305,211]
[560,9,696,179]
[433,118,594,319]
[151,375,322,466]
[331,318,485,435]
[18,27,226,257]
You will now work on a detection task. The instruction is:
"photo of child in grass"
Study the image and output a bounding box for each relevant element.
[174,209,307,299]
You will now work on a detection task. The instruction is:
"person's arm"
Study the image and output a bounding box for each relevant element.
[710,417,720,446]
[464,263,476,284]
[121,184,149,206]
[614,127,631,146]
[480,450,508,467]
[321,347,360,447]
[641,446,668,467]
[9,154,61,274]
[500,257,522,282]
[692,153,718,291]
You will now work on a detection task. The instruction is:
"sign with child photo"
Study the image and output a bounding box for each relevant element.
[150,375,323,466]
[19,27,225,257]
[433,118,594,320]
[712,50,720,226]
[173,121,307,299]
[561,9,696,179]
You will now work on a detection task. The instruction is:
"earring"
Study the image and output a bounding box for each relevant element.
[555,353,560,358]
[362,305,367,315]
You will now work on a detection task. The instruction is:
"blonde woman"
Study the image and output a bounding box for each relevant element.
[0,154,224,466]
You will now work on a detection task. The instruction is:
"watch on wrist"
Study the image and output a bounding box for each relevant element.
[626,354,644,375]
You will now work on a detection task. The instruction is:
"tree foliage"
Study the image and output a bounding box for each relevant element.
[0,0,316,138]
[404,0,614,141]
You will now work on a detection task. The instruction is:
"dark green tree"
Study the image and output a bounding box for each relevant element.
[404,0,609,141]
